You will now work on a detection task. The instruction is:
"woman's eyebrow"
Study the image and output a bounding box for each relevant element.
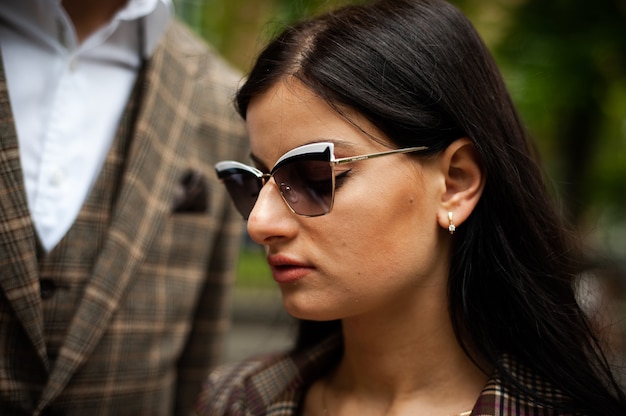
[249,153,269,171]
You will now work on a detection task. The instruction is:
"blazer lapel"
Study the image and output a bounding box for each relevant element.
[0,58,48,368]
[38,27,198,408]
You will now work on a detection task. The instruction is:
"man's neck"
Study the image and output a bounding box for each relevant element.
[61,0,129,43]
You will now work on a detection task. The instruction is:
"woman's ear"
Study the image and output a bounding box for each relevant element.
[436,138,485,232]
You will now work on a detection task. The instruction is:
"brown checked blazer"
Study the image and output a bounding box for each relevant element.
[197,336,576,416]
[0,20,247,415]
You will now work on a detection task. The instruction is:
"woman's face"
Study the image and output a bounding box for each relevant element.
[246,80,452,322]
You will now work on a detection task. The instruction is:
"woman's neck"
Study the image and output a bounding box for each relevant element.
[319,292,488,415]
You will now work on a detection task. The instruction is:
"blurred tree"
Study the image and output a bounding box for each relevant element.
[173,0,361,69]
[493,0,626,228]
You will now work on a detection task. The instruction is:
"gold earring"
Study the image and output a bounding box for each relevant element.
[448,212,455,235]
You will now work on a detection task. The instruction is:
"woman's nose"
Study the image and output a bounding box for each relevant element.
[247,179,297,245]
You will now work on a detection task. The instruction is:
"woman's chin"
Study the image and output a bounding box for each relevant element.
[280,289,340,322]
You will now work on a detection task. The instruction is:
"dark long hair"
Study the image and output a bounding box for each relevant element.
[235,0,626,414]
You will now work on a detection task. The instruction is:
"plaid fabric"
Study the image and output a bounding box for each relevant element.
[196,335,342,416]
[196,337,573,416]
[472,356,574,416]
[0,20,247,416]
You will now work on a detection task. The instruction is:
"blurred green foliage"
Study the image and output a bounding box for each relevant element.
[174,0,626,263]
[236,245,273,288]
[174,0,366,70]
[495,0,626,223]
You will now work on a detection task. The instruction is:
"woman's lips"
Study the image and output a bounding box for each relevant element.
[266,255,315,284]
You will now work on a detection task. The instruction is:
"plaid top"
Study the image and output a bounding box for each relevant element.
[196,335,574,416]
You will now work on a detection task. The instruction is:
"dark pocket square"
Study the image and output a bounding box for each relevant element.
[172,170,208,213]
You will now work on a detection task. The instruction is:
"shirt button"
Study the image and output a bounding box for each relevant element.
[69,57,79,71]
[40,279,57,299]
[41,407,65,416]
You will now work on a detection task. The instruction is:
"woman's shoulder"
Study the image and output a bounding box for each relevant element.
[206,355,276,393]
[474,354,576,415]
[195,352,289,416]
[195,335,342,416]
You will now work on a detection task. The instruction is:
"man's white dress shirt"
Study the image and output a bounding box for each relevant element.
[0,0,172,251]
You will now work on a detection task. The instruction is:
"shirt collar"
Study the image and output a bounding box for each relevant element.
[114,0,173,58]
[3,0,173,58]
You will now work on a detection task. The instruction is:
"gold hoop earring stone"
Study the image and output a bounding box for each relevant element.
[448,212,455,235]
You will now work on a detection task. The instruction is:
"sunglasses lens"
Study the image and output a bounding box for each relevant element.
[273,159,333,216]
[221,171,262,219]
